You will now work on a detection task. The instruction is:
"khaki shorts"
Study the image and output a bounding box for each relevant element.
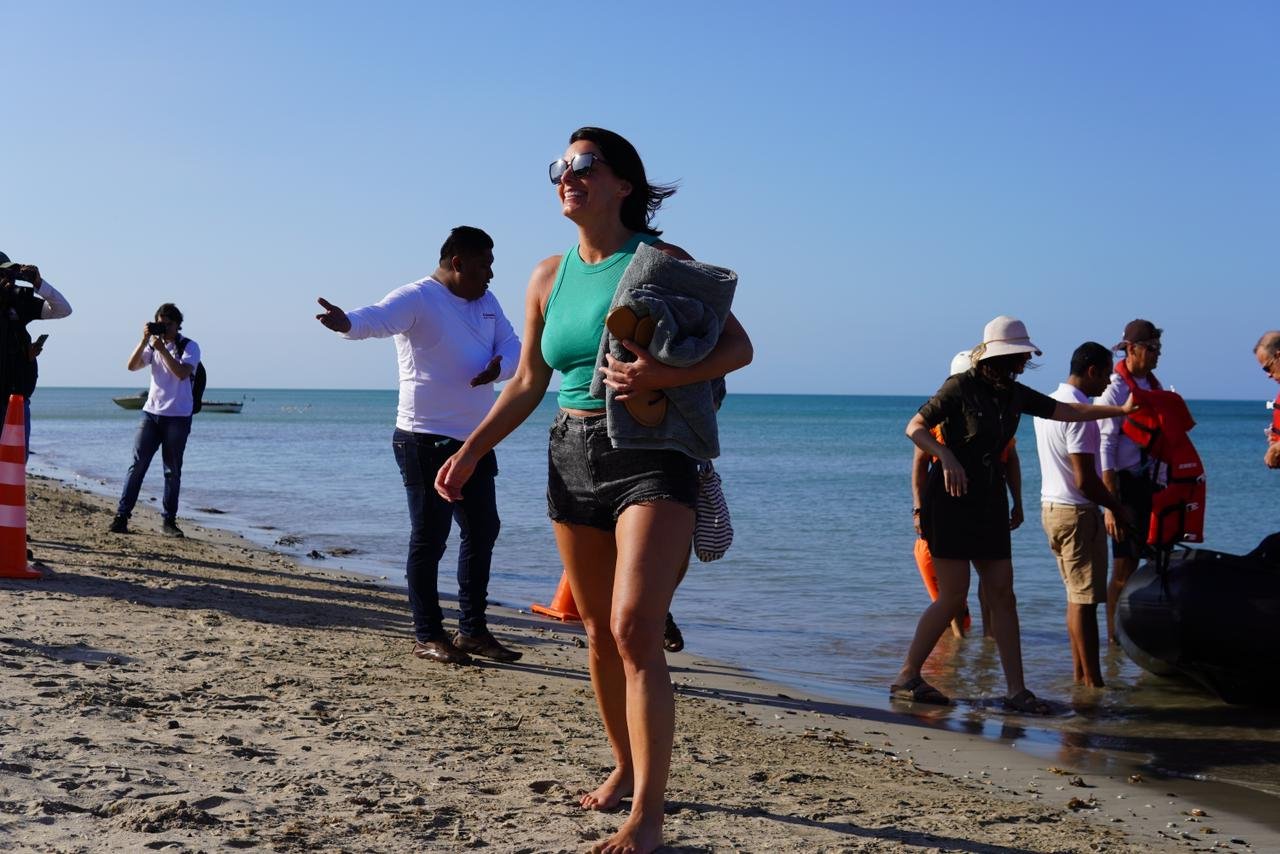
[1041,503,1107,605]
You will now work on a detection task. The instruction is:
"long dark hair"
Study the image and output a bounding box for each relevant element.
[569,127,676,236]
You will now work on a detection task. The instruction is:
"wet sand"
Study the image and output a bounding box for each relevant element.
[0,477,1272,852]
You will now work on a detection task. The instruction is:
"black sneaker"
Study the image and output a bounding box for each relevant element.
[162,519,185,538]
[109,515,130,534]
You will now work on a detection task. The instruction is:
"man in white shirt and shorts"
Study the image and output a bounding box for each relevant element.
[1034,342,1131,687]
[316,227,522,666]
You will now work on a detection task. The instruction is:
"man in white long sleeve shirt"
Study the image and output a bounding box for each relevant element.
[1097,318,1164,645]
[316,227,522,665]
[0,251,73,454]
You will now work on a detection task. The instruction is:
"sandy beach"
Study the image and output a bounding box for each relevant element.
[1,478,1272,852]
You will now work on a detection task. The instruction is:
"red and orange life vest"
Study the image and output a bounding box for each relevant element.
[1270,392,1280,444]
[1115,360,1206,547]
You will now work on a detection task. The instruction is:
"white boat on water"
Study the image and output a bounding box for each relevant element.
[111,391,243,414]
[111,391,147,410]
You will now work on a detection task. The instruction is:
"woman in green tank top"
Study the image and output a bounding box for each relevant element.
[435,127,752,854]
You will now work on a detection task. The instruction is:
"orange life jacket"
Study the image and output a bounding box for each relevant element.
[1115,360,1206,547]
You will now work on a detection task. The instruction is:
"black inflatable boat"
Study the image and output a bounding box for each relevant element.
[1116,533,1280,705]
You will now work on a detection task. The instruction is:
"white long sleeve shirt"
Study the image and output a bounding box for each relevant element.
[1097,370,1156,473]
[36,279,72,319]
[344,278,520,439]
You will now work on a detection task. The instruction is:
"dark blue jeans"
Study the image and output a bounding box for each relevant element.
[116,412,192,522]
[392,429,500,641]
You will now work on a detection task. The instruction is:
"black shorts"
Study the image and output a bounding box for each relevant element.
[1111,468,1155,560]
[547,410,698,531]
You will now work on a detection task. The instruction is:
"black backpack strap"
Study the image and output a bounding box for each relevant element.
[174,336,195,386]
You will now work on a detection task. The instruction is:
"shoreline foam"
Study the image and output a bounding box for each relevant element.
[1,477,1273,851]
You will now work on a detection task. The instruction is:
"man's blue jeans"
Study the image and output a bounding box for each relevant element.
[392,429,500,642]
[116,412,192,522]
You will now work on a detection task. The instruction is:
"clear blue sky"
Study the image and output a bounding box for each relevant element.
[3,1,1276,400]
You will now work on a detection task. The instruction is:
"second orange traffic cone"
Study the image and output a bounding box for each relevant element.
[531,571,580,621]
[0,394,40,580]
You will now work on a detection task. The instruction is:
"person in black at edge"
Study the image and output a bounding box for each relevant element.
[0,251,73,455]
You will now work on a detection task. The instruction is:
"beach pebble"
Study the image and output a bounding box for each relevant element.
[1189,808,1209,817]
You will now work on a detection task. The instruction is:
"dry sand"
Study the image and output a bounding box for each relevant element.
[0,478,1270,852]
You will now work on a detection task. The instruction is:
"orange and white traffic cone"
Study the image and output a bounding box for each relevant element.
[0,394,39,580]
[531,571,580,621]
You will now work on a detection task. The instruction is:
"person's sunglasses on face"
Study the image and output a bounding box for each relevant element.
[548,152,609,184]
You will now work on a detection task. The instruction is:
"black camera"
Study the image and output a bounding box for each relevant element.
[147,321,168,335]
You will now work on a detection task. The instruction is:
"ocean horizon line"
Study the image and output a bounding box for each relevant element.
[39,385,1275,405]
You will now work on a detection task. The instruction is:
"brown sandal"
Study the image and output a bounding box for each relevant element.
[604,306,667,428]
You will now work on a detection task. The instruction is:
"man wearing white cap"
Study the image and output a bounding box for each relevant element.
[1097,318,1165,645]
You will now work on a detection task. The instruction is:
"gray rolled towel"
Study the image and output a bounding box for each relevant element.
[589,243,737,460]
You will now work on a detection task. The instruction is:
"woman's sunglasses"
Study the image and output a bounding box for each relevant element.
[549,152,609,185]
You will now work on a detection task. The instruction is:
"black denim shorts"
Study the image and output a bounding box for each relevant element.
[547,410,698,531]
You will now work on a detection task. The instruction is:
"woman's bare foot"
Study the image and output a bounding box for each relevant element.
[589,812,663,854]
[579,766,633,811]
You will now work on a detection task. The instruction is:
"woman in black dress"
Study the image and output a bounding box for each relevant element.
[894,316,1134,713]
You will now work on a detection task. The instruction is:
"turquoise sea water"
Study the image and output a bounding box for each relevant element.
[26,388,1280,799]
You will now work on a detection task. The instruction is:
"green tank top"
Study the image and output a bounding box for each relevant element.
[541,233,657,410]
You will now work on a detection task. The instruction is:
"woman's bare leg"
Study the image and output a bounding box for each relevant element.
[895,557,971,685]
[974,558,1026,697]
[553,522,631,811]
[591,500,694,854]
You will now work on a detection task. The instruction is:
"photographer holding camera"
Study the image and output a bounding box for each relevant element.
[109,303,200,538]
[0,251,73,455]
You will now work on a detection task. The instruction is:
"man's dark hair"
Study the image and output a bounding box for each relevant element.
[155,303,184,328]
[438,226,493,263]
[569,127,677,237]
[1070,342,1112,377]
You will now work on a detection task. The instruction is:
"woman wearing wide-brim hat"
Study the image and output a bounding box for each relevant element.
[894,316,1136,714]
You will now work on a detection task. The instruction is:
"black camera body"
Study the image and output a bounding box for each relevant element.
[147,321,168,335]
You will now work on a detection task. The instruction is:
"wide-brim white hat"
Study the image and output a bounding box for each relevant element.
[975,315,1042,361]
